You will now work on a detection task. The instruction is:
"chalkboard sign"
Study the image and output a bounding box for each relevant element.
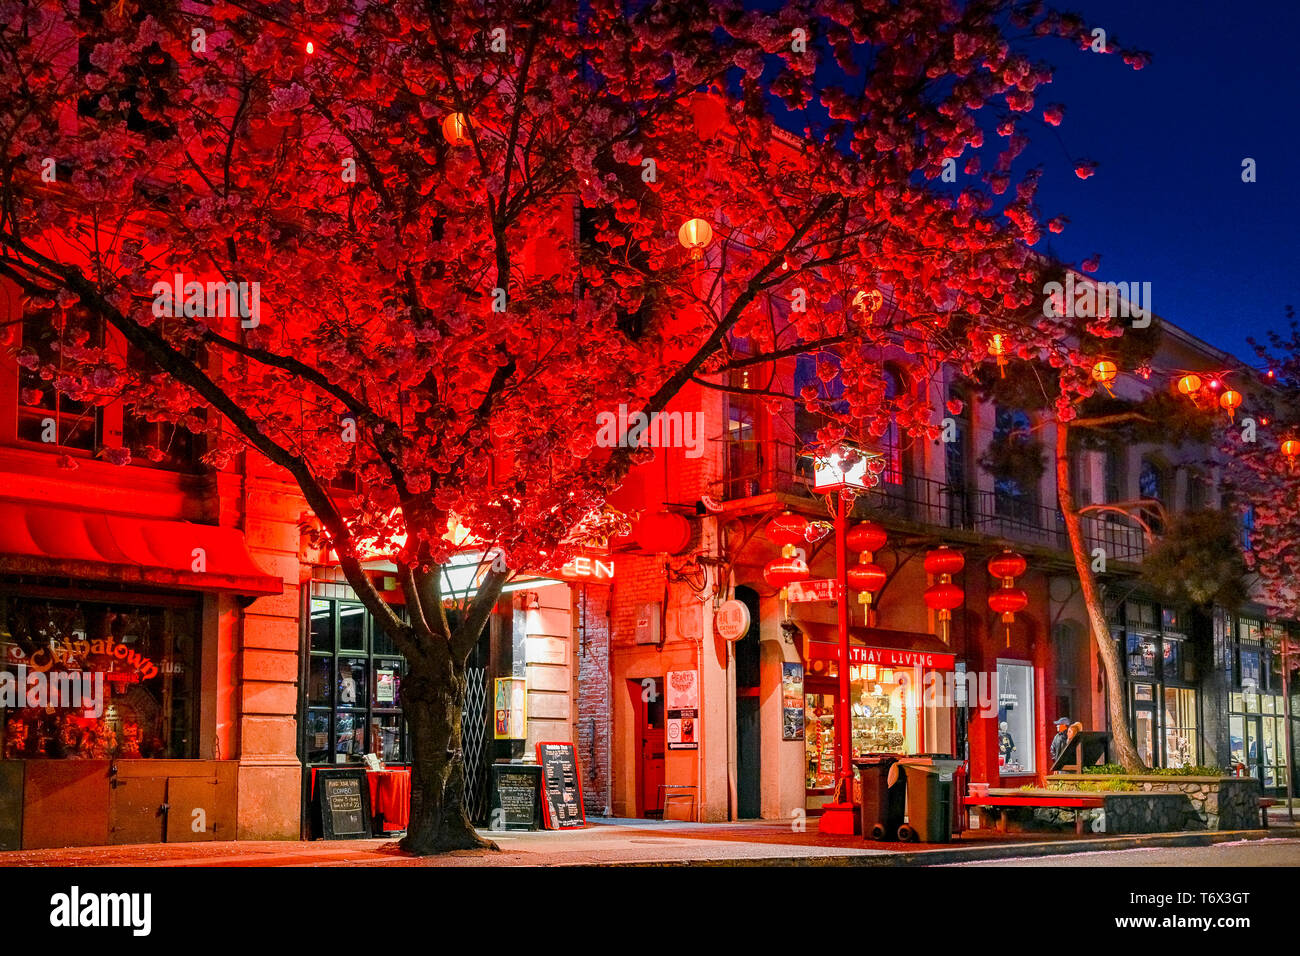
[490,763,542,831]
[536,741,586,829]
[313,768,373,839]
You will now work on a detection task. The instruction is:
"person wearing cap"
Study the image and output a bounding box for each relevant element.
[1050,717,1070,761]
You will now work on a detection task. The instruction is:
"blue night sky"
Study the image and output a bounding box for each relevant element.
[1010,0,1298,364]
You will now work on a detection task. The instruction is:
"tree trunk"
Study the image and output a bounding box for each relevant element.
[1056,421,1146,772]
[398,649,498,855]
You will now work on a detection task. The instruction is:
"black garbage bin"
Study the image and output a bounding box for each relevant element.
[896,756,963,843]
[854,754,905,841]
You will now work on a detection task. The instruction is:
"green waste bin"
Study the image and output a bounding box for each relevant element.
[897,756,963,843]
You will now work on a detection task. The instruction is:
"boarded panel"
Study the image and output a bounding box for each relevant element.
[0,762,23,851]
[166,775,236,842]
[24,761,111,849]
[525,663,570,692]
[109,774,167,845]
[525,635,568,665]
[527,691,570,720]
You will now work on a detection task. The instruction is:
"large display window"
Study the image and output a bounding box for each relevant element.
[996,659,1035,775]
[0,590,200,759]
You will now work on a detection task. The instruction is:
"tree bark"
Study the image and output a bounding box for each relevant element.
[1055,421,1146,772]
[397,642,499,855]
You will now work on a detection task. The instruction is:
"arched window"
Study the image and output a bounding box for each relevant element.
[989,406,1039,522]
[880,365,907,486]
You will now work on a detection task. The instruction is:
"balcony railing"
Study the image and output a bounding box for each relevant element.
[722,440,1148,564]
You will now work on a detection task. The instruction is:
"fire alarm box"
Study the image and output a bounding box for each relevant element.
[634,603,662,645]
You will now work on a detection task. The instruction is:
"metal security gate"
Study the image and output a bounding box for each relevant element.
[462,632,491,824]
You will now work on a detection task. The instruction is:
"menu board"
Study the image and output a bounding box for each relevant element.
[536,742,586,829]
[314,769,373,839]
[490,764,542,831]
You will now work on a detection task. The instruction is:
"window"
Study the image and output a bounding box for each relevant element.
[793,352,847,479]
[306,599,407,766]
[1111,599,1200,768]
[1163,687,1197,769]
[1139,457,1166,534]
[1242,504,1256,552]
[17,310,103,451]
[996,660,1035,774]
[989,407,1039,522]
[879,366,906,486]
[0,592,200,759]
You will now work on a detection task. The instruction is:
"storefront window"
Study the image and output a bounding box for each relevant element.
[306,598,406,766]
[849,663,914,756]
[804,691,836,791]
[996,660,1034,774]
[1163,687,1197,769]
[0,592,199,759]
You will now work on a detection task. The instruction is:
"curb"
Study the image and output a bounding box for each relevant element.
[593,827,1300,867]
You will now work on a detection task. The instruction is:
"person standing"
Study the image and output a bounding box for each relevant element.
[1050,717,1070,761]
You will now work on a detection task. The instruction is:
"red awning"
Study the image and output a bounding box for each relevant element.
[0,500,283,596]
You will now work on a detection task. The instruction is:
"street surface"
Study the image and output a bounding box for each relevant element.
[945,837,1300,867]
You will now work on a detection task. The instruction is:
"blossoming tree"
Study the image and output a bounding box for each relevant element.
[0,0,1145,851]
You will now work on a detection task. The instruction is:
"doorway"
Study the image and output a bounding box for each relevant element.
[629,677,665,817]
[735,586,762,818]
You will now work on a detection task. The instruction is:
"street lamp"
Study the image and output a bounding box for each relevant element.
[812,443,883,830]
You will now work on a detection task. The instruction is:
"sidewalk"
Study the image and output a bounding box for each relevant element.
[3,815,1297,867]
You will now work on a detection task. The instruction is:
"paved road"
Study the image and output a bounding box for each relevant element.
[942,837,1300,867]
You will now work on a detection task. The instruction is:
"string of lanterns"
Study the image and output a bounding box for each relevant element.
[922,546,965,644]
[986,549,1029,647]
[845,521,888,626]
[763,512,812,617]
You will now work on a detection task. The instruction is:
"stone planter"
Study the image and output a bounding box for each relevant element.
[1045,775,1262,830]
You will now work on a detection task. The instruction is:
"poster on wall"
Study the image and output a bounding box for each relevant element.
[494,677,527,740]
[782,662,805,740]
[665,669,699,751]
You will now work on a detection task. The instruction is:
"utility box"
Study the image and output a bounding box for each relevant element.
[634,604,662,645]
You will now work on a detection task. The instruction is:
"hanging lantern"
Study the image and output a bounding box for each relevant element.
[989,587,1029,647]
[442,112,474,146]
[852,289,883,314]
[677,218,713,259]
[988,333,1009,378]
[987,549,1028,646]
[923,546,965,577]
[923,582,964,645]
[763,556,810,589]
[847,561,888,625]
[923,547,965,643]
[1091,360,1118,396]
[1177,374,1201,396]
[305,40,315,54]
[1282,439,1300,469]
[767,512,810,555]
[846,521,888,557]
[986,549,1027,583]
[633,510,691,555]
[1219,389,1242,420]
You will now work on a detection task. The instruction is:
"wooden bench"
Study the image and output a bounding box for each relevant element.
[1259,797,1278,829]
[963,795,1104,836]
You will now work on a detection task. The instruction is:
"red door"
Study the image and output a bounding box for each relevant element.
[632,678,665,817]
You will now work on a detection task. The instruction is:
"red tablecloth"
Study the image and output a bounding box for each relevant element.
[310,767,411,833]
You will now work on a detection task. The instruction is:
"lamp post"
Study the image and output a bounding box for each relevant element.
[812,445,881,807]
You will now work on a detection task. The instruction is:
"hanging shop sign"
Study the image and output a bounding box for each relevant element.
[536,742,587,829]
[557,555,615,581]
[804,642,956,671]
[665,669,699,750]
[493,677,527,740]
[782,662,805,741]
[714,599,751,641]
[313,769,373,840]
[786,578,843,603]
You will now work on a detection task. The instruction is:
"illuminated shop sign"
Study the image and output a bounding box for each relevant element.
[557,555,615,581]
[805,642,956,671]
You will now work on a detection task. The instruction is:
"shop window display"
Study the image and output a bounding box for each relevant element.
[996,660,1035,774]
[0,593,199,759]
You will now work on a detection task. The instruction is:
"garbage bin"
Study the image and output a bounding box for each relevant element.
[854,754,905,841]
[896,755,964,843]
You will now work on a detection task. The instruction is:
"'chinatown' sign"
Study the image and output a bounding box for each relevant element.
[805,642,956,671]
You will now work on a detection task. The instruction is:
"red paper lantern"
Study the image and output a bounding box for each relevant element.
[923,581,965,612]
[846,562,887,594]
[924,546,965,577]
[633,510,690,555]
[767,512,809,548]
[988,587,1029,617]
[987,549,1027,582]
[846,521,887,555]
[763,556,810,589]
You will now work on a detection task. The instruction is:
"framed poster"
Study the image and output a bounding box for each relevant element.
[536,742,587,829]
[782,662,805,740]
[665,669,699,750]
[493,676,527,739]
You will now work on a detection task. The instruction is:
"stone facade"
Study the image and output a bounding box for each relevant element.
[1047,775,1262,830]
